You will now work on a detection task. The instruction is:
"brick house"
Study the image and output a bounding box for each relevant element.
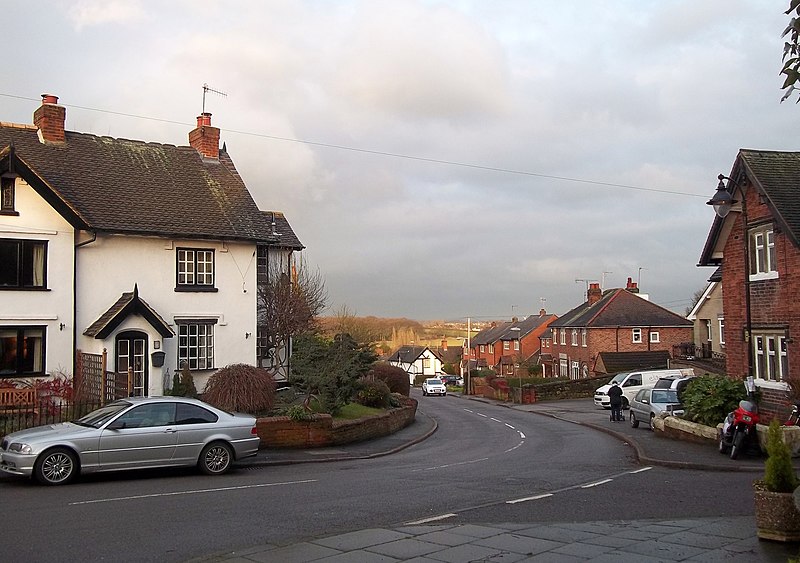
[698,149,800,420]
[467,311,557,376]
[548,279,693,379]
[0,94,302,396]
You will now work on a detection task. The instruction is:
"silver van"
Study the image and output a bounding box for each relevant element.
[594,368,694,409]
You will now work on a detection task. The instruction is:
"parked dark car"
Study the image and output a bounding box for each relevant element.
[440,375,464,387]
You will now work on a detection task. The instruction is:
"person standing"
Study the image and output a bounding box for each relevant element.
[608,381,623,422]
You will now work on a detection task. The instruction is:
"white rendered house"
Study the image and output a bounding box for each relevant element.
[0,94,302,396]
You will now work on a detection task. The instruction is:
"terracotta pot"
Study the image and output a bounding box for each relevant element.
[753,481,800,542]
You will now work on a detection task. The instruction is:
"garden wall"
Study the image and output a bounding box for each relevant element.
[527,375,614,402]
[256,398,418,449]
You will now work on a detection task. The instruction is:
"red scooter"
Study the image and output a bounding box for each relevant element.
[719,398,760,459]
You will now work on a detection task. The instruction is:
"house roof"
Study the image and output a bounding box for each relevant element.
[472,314,556,346]
[550,288,691,329]
[389,345,441,364]
[595,351,672,375]
[0,123,302,246]
[84,285,174,339]
[699,149,800,265]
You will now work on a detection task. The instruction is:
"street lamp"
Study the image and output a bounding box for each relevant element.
[510,326,522,403]
[707,174,753,379]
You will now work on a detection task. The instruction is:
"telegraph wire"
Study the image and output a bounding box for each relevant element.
[1,92,705,199]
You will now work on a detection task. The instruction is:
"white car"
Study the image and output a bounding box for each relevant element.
[422,378,447,396]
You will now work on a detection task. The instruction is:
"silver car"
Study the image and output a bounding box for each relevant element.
[629,388,684,430]
[0,396,260,485]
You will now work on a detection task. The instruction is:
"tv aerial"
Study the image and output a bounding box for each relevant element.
[202,83,227,114]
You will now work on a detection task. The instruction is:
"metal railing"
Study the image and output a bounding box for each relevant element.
[0,399,102,439]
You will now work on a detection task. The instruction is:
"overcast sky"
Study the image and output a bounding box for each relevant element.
[3,1,794,321]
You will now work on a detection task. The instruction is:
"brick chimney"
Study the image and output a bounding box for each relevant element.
[189,112,220,159]
[587,283,602,305]
[626,277,639,293]
[441,339,448,352]
[34,94,66,144]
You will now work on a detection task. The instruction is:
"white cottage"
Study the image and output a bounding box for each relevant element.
[0,94,302,396]
[388,345,444,385]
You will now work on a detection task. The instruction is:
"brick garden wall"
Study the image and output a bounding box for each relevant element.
[530,374,614,401]
[256,398,418,449]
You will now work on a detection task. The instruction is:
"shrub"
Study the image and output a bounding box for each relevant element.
[170,364,198,398]
[368,363,411,396]
[283,404,315,422]
[355,379,391,408]
[202,364,276,414]
[764,419,799,493]
[680,374,745,427]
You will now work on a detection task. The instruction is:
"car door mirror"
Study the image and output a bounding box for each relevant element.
[107,420,127,430]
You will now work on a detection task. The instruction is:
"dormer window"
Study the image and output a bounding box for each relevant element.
[1,177,17,215]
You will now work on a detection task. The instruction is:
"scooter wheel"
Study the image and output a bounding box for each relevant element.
[730,431,743,460]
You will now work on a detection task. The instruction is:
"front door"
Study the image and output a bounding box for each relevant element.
[117,331,148,397]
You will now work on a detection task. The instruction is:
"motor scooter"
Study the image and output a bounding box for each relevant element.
[718,377,759,460]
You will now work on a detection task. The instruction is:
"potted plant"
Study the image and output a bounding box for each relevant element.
[754,419,800,541]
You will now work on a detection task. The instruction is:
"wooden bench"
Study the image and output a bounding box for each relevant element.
[0,388,37,414]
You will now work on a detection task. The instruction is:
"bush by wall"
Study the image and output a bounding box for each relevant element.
[368,363,411,396]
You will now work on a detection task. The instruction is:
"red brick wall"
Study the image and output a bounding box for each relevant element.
[256,399,418,448]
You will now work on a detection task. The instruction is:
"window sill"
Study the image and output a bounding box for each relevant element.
[0,210,20,216]
[0,287,50,291]
[174,286,218,293]
[750,272,779,282]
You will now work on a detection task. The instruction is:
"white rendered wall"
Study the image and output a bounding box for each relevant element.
[75,235,257,394]
[0,178,75,379]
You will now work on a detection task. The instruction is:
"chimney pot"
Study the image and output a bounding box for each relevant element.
[41,93,59,105]
[189,112,220,159]
[34,93,66,144]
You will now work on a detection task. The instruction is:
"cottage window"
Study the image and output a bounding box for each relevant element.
[559,358,568,377]
[479,345,485,353]
[504,340,510,350]
[750,226,777,280]
[176,248,216,291]
[632,328,642,343]
[560,329,566,345]
[571,329,578,346]
[753,333,787,382]
[571,361,580,380]
[514,339,520,351]
[0,326,45,376]
[718,317,725,345]
[0,239,47,289]
[422,358,430,368]
[705,320,712,342]
[1,177,16,214]
[581,329,587,347]
[178,321,215,370]
[650,331,660,343]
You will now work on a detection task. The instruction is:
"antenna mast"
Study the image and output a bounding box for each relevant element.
[202,83,228,114]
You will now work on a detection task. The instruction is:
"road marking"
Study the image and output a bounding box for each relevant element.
[414,458,489,472]
[68,479,317,505]
[519,431,526,439]
[476,413,488,418]
[505,423,515,429]
[507,493,553,504]
[490,417,503,423]
[581,479,613,488]
[629,467,652,474]
[405,513,457,525]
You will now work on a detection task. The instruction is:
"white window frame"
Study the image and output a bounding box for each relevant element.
[503,340,510,350]
[632,328,642,343]
[178,322,215,370]
[581,329,587,347]
[559,359,568,377]
[177,248,215,289]
[571,361,580,380]
[650,331,660,343]
[514,339,520,351]
[479,345,485,353]
[560,329,566,345]
[750,226,777,281]
[718,317,725,345]
[571,329,578,346]
[705,320,712,342]
[753,333,787,382]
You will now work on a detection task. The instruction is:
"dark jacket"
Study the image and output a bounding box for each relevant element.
[608,384,623,406]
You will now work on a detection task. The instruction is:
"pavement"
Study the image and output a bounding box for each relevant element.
[196,394,798,562]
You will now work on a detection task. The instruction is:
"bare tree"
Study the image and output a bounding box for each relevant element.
[257,257,326,376]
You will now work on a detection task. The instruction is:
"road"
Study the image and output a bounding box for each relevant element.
[0,390,757,562]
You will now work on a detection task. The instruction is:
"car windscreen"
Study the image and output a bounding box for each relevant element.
[651,390,679,404]
[75,401,132,428]
[610,372,629,384]
[425,379,441,385]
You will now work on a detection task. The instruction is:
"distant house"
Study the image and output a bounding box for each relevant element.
[388,345,444,384]
[467,310,557,377]
[548,279,693,378]
[698,149,800,420]
[0,94,302,396]
[685,268,724,363]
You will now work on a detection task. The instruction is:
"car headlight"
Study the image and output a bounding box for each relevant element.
[8,443,33,454]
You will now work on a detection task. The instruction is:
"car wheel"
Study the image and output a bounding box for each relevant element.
[730,431,743,460]
[630,412,639,428]
[34,447,78,486]
[199,442,233,475]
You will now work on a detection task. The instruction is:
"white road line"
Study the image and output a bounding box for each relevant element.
[629,467,653,474]
[476,413,488,418]
[405,513,457,525]
[505,423,515,429]
[68,479,318,505]
[413,458,489,472]
[464,409,475,413]
[581,479,613,488]
[507,493,553,504]
[490,417,503,423]
[519,431,526,439]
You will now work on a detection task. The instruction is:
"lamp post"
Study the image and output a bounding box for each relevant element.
[510,326,522,403]
[707,173,753,379]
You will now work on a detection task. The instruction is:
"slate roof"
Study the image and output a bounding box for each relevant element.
[699,149,800,265]
[389,345,441,364]
[595,351,672,374]
[0,122,302,246]
[471,314,555,346]
[549,289,691,329]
